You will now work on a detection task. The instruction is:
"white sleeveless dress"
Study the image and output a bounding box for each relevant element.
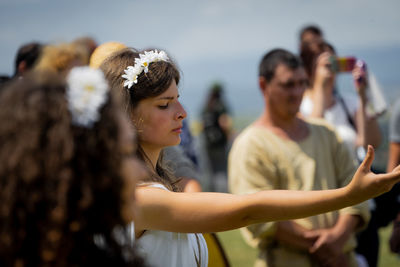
[136,183,208,267]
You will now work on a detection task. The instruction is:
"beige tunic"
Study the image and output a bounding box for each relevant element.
[228,118,370,267]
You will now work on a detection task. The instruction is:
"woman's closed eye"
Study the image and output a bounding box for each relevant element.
[157,103,169,109]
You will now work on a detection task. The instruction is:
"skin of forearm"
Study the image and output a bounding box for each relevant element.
[310,87,327,118]
[136,145,400,234]
[331,214,361,243]
[136,187,354,233]
[242,188,353,226]
[355,99,381,148]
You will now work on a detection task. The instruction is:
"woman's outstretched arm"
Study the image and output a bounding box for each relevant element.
[134,146,400,234]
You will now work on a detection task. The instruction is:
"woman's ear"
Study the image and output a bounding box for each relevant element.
[132,117,144,133]
[131,109,144,133]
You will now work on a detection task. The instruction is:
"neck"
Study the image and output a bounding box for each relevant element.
[256,109,308,141]
[140,143,162,171]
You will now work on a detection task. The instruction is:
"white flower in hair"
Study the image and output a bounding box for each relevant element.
[67,66,109,127]
[122,49,169,89]
[122,65,140,89]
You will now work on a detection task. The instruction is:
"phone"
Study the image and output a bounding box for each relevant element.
[329,56,357,73]
[354,59,367,86]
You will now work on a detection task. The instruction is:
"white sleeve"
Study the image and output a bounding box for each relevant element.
[300,95,313,117]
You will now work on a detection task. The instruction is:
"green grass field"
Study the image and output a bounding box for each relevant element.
[217,224,400,267]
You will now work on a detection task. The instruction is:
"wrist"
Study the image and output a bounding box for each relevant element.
[332,223,350,237]
[358,99,368,111]
[359,95,367,104]
[330,225,352,246]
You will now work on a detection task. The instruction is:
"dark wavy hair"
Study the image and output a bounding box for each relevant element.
[0,72,147,266]
[100,48,180,191]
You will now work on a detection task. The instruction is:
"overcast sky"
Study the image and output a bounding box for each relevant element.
[1,0,400,71]
[1,0,400,117]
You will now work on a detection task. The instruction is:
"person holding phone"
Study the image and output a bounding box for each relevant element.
[300,41,386,267]
[299,41,381,162]
[387,98,400,256]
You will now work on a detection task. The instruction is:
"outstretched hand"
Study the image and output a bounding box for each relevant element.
[348,145,400,203]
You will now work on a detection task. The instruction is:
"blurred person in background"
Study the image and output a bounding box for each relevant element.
[178,118,199,167]
[1,41,44,90]
[34,42,89,76]
[0,75,11,90]
[299,39,391,267]
[89,41,126,69]
[299,24,324,55]
[73,36,97,61]
[387,98,400,256]
[354,95,400,267]
[299,41,381,162]
[201,82,232,192]
[13,41,43,78]
[229,49,370,267]
[387,98,400,175]
[0,68,147,266]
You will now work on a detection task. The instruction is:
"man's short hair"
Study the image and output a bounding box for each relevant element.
[258,49,302,82]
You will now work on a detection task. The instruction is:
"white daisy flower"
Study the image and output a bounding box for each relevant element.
[67,66,109,127]
[121,50,170,89]
[121,66,138,89]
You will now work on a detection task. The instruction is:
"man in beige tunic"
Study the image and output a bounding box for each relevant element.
[228,49,370,267]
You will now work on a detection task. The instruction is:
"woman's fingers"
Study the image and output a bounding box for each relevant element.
[359,145,374,172]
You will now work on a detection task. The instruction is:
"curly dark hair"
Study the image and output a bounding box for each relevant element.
[100,48,180,191]
[0,72,147,266]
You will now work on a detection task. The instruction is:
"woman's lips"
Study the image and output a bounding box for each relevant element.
[172,127,182,133]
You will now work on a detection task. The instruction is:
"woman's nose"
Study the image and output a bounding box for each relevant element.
[176,104,187,120]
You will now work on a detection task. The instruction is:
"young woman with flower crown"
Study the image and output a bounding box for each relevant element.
[0,67,147,266]
[100,47,400,267]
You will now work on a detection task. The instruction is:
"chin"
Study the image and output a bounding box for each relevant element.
[172,139,181,146]
[165,137,181,147]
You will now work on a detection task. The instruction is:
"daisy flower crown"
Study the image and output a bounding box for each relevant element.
[121,50,169,89]
[66,66,109,128]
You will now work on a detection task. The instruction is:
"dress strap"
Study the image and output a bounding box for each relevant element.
[139,183,169,191]
[194,233,202,267]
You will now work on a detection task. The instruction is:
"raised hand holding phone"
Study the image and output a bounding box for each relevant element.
[352,60,368,99]
[329,56,357,73]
